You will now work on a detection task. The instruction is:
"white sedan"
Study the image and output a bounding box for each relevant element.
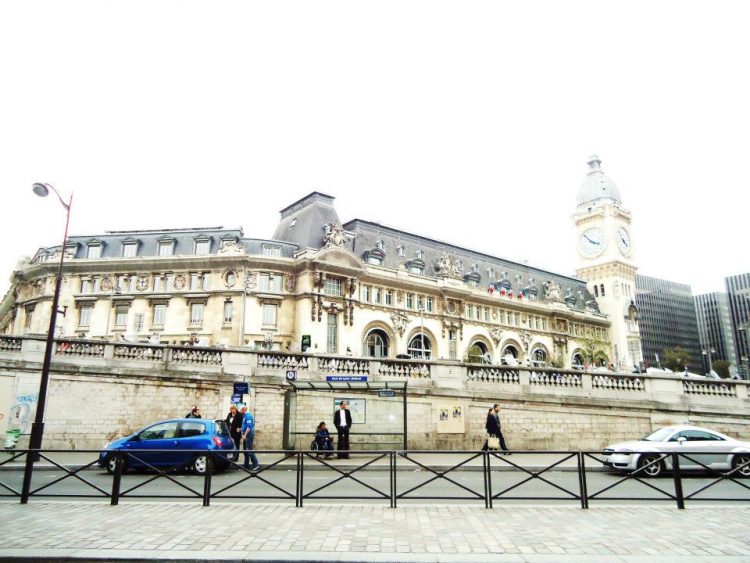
[602,425,750,478]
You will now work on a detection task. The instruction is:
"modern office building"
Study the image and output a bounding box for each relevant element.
[725,273,750,377]
[635,274,703,373]
[694,292,738,376]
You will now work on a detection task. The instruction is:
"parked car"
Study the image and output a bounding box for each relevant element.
[602,425,750,478]
[99,418,235,475]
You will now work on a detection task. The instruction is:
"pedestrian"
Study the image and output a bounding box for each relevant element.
[315,421,335,459]
[225,404,243,461]
[185,405,201,418]
[482,403,509,453]
[333,401,352,459]
[240,405,260,472]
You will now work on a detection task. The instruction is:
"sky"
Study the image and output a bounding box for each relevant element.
[1,1,748,300]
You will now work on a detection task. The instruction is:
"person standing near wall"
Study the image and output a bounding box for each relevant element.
[225,404,243,461]
[241,405,260,471]
[333,401,352,459]
[482,403,509,453]
[185,405,201,418]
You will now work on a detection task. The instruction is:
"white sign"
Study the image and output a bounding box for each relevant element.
[334,398,366,424]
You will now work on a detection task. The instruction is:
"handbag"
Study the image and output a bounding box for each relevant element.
[487,435,500,450]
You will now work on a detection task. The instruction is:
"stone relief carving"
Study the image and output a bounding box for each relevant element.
[218,240,245,255]
[489,328,504,345]
[441,318,462,339]
[390,311,410,337]
[136,275,149,292]
[245,272,257,290]
[101,276,113,292]
[543,280,563,302]
[285,274,295,293]
[323,224,346,247]
[223,269,238,289]
[435,253,462,278]
[173,273,186,290]
[519,332,531,352]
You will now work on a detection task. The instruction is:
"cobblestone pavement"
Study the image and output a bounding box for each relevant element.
[1,502,749,562]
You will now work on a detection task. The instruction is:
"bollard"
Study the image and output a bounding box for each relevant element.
[110,455,124,506]
[202,452,213,507]
[671,453,685,509]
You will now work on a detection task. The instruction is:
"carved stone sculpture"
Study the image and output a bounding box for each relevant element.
[390,311,410,337]
[435,253,462,278]
[323,224,346,247]
[543,280,563,302]
[218,240,245,255]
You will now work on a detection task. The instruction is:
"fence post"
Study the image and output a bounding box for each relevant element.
[485,451,493,509]
[202,452,213,507]
[20,450,35,504]
[389,451,395,509]
[298,452,304,508]
[577,451,589,509]
[110,455,124,506]
[671,453,685,509]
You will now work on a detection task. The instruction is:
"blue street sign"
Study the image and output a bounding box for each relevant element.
[233,382,249,394]
[326,376,368,382]
[231,394,242,403]
[286,370,297,381]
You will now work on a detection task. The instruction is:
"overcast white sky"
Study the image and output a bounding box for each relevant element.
[1,1,748,300]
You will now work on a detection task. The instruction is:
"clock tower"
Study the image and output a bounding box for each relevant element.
[573,155,643,370]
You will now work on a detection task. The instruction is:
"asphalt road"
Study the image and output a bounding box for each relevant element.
[2,462,749,506]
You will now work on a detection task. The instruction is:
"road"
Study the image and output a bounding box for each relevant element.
[2,456,748,506]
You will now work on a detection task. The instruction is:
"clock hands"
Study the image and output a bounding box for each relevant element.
[584,234,600,245]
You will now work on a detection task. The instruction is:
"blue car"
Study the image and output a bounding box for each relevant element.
[99,418,235,475]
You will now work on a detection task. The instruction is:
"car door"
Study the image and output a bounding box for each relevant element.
[670,430,727,470]
[175,420,209,467]
[127,421,181,469]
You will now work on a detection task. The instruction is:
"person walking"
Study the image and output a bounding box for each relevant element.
[225,404,243,461]
[482,403,509,453]
[185,405,201,418]
[240,405,260,471]
[333,401,352,459]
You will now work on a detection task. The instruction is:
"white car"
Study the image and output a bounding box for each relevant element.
[602,425,750,478]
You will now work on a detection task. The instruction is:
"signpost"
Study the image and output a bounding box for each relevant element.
[232,382,249,406]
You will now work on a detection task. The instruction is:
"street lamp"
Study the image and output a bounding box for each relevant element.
[21,183,73,504]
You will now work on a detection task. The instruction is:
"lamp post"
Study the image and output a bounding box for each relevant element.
[21,183,73,504]
[739,324,750,380]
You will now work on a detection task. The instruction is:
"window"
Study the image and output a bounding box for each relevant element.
[385,289,393,306]
[365,329,389,357]
[24,306,34,330]
[484,307,490,322]
[190,303,204,325]
[426,297,433,313]
[152,304,166,327]
[195,239,210,255]
[262,245,282,257]
[363,285,371,302]
[262,304,277,327]
[190,273,203,291]
[397,245,405,257]
[466,304,474,319]
[223,300,233,323]
[531,348,547,367]
[448,330,457,360]
[78,305,93,327]
[367,255,383,266]
[406,293,414,309]
[80,278,92,293]
[86,244,102,259]
[140,422,178,441]
[417,295,424,311]
[600,284,605,296]
[408,264,424,275]
[158,240,174,256]
[259,273,282,293]
[324,278,342,297]
[408,333,432,360]
[327,313,338,353]
[122,242,138,258]
[132,313,145,332]
[115,306,128,327]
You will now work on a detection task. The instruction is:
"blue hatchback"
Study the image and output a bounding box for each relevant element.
[98,418,235,475]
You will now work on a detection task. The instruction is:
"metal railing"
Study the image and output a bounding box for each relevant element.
[2,448,749,509]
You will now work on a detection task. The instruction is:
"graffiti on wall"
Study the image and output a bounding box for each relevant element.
[6,393,38,435]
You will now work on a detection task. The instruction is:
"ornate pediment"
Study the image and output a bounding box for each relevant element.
[314,245,364,272]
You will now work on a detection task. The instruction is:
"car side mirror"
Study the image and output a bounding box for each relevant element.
[677,436,687,444]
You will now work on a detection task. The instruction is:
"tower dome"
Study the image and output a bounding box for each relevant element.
[576,155,622,208]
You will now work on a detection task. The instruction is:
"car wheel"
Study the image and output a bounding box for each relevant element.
[732,455,750,478]
[191,454,209,475]
[637,454,664,477]
[105,454,126,475]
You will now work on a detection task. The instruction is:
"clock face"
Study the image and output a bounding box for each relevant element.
[578,227,606,258]
[617,227,632,256]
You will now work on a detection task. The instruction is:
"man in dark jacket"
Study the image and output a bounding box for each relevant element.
[333,401,353,459]
[225,404,243,461]
[482,403,509,452]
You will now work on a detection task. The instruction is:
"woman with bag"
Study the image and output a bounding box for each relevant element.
[482,404,509,453]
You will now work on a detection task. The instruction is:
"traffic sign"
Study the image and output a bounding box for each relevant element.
[286,370,297,381]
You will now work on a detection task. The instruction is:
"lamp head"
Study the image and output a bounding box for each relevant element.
[32,183,50,198]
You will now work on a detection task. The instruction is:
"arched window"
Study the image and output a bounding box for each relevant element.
[501,345,519,366]
[408,333,432,360]
[531,348,547,367]
[365,329,389,358]
[572,353,585,370]
[468,341,488,363]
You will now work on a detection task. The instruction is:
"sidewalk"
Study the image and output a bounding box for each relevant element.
[1,501,749,561]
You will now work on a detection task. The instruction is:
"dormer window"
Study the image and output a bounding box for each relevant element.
[121,239,139,258]
[375,240,385,251]
[397,244,405,257]
[86,239,104,259]
[464,267,481,287]
[158,237,176,257]
[406,258,425,275]
[416,250,424,260]
[487,267,495,281]
[194,236,212,255]
[363,243,386,266]
[262,244,282,257]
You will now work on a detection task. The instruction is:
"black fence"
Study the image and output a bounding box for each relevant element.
[1,448,748,509]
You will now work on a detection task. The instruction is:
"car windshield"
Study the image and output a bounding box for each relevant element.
[214,420,230,437]
[642,428,674,442]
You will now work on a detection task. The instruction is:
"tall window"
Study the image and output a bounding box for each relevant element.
[374,288,382,304]
[385,289,393,306]
[223,301,233,323]
[24,306,34,330]
[78,305,93,328]
[448,330,457,360]
[132,313,145,332]
[195,239,210,255]
[324,278,342,297]
[115,306,128,327]
[327,313,338,353]
[80,278,92,293]
[362,285,371,302]
[426,296,433,312]
[406,293,414,309]
[259,273,282,292]
[122,242,138,258]
[365,329,389,357]
[158,241,174,256]
[190,303,204,325]
[408,333,431,360]
[262,304,277,327]
[86,244,102,259]
[152,304,166,327]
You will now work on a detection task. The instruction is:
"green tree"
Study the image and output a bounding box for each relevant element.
[662,347,691,372]
[577,337,609,367]
[712,360,731,379]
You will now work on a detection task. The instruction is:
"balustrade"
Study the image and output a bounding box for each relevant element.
[114,344,165,362]
[592,374,644,392]
[257,353,310,371]
[683,379,735,397]
[169,346,223,365]
[0,335,22,352]
[318,356,370,375]
[467,366,520,385]
[55,339,105,358]
[378,359,431,379]
[530,370,582,388]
